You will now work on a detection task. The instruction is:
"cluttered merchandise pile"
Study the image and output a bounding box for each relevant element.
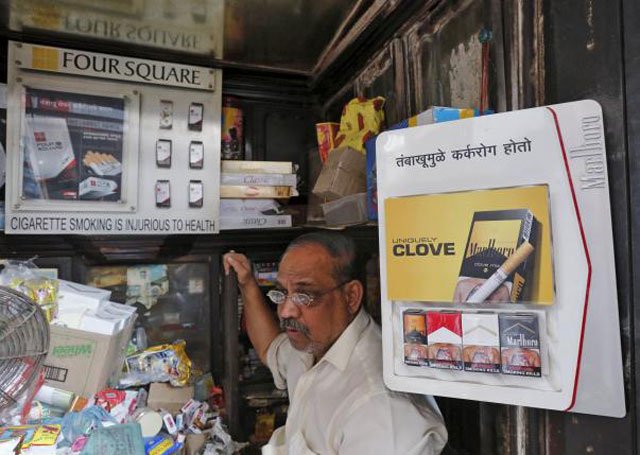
[311,97,481,226]
[0,260,246,455]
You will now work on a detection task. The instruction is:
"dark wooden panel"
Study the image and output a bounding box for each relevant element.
[355,39,407,126]
[321,82,356,122]
[404,0,492,111]
[240,101,318,195]
[623,0,640,447]
[543,0,634,452]
[222,264,240,437]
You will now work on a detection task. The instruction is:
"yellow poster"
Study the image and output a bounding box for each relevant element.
[384,185,554,304]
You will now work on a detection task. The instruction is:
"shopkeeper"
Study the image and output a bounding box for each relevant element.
[224,232,448,454]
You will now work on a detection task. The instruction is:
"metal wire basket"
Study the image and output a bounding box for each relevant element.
[0,286,50,413]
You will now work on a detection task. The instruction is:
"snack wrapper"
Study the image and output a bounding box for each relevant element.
[0,259,58,322]
[119,340,192,387]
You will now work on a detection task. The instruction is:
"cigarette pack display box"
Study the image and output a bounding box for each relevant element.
[457,209,539,303]
[221,160,294,174]
[312,146,366,201]
[426,311,463,370]
[220,185,297,199]
[462,313,500,373]
[43,318,135,396]
[147,383,195,415]
[321,192,368,226]
[499,313,541,377]
[221,173,297,187]
[219,199,283,215]
[219,214,292,230]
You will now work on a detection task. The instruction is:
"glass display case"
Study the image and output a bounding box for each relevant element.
[83,260,212,372]
[237,256,288,448]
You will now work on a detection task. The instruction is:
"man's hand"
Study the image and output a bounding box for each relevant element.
[223,251,256,287]
[223,250,279,364]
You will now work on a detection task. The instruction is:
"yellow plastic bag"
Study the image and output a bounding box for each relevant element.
[334,97,386,153]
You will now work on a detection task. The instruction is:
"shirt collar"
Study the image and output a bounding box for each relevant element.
[319,309,371,371]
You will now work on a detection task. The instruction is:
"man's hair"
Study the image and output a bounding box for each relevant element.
[284,231,358,284]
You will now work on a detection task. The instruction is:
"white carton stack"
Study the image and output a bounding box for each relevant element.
[55,280,136,334]
[44,280,137,396]
[219,160,297,230]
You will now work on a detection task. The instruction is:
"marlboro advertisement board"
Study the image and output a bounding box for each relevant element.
[385,185,554,305]
[377,100,625,417]
[5,42,221,234]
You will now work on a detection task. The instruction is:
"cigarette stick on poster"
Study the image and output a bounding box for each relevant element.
[466,242,535,303]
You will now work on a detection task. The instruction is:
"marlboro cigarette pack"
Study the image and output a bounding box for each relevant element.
[403,310,428,367]
[457,209,539,303]
[426,311,463,370]
[499,313,541,377]
[462,313,500,373]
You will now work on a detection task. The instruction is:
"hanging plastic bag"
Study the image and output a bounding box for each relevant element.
[333,97,386,153]
[0,258,59,322]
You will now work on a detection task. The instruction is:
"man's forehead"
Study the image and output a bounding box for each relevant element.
[278,243,335,282]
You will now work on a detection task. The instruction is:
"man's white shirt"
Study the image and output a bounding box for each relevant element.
[263,310,448,454]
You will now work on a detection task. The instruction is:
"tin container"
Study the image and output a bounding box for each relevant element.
[315,122,340,163]
[221,97,244,160]
[132,407,162,437]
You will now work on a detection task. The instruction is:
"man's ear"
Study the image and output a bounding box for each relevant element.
[344,280,364,315]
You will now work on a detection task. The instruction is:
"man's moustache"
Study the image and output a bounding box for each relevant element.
[280,318,310,336]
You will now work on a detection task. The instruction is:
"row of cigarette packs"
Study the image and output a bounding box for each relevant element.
[402,310,542,377]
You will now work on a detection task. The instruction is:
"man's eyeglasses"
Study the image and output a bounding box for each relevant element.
[266,281,350,308]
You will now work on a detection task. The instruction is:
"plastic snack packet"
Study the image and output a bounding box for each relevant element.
[119,340,192,387]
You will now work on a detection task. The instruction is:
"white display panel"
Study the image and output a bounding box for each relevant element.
[377,100,625,417]
[6,41,221,234]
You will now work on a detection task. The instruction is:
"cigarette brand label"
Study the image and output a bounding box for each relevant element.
[52,344,93,357]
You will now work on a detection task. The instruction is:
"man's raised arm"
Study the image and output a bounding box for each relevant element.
[223,251,280,363]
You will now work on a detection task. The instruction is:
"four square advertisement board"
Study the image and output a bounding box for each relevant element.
[5,41,221,234]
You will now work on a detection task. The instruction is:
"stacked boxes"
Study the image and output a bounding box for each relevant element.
[219,160,297,230]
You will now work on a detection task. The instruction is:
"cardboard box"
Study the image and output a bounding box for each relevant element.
[312,147,365,201]
[321,192,368,226]
[43,319,134,397]
[148,383,195,415]
[184,433,208,455]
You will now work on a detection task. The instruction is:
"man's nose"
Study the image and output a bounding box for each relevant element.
[277,294,301,319]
